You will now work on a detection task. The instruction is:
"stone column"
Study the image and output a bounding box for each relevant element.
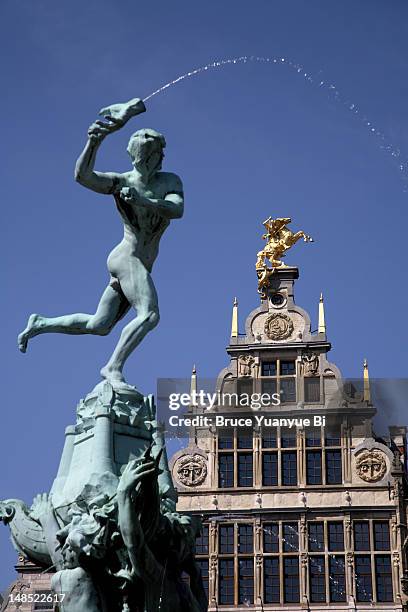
[392,551,402,607]
[343,422,352,483]
[254,426,261,488]
[346,552,355,607]
[254,519,262,604]
[208,520,217,609]
[208,428,217,489]
[344,513,354,607]
[298,428,305,486]
[300,514,308,607]
[300,553,309,608]
[391,478,406,607]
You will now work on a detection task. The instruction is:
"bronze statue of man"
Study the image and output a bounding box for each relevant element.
[18,98,184,384]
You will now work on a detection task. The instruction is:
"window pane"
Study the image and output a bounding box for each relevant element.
[238,525,253,554]
[196,559,209,598]
[218,429,233,449]
[280,378,296,403]
[238,378,253,397]
[262,429,277,448]
[282,451,297,485]
[281,429,296,447]
[262,361,277,376]
[218,454,234,488]
[262,379,277,397]
[195,524,209,554]
[310,556,326,603]
[355,555,373,602]
[238,453,253,487]
[325,429,341,446]
[283,523,299,552]
[219,559,234,604]
[219,525,234,553]
[375,555,393,602]
[308,523,324,552]
[283,557,300,603]
[374,522,390,551]
[326,449,342,484]
[305,377,321,402]
[264,557,280,603]
[329,556,346,602]
[305,429,321,447]
[354,522,370,551]
[328,522,344,552]
[280,360,296,375]
[237,430,253,449]
[262,452,278,486]
[263,523,279,553]
[238,558,254,605]
[306,450,322,485]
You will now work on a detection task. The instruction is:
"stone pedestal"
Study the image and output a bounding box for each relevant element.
[50,380,176,522]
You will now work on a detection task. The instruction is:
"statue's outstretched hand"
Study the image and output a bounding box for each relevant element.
[88,118,122,143]
[117,458,160,495]
[88,98,146,144]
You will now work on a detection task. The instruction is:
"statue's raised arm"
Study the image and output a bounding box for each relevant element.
[75,97,146,194]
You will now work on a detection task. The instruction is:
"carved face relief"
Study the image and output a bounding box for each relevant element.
[356,450,387,482]
[175,454,207,487]
[264,313,294,341]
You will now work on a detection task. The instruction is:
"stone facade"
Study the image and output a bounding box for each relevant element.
[169,267,408,611]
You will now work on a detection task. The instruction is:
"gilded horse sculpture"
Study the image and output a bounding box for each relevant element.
[256,217,313,297]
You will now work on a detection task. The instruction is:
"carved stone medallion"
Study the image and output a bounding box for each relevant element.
[175,454,207,487]
[356,450,387,482]
[264,313,294,340]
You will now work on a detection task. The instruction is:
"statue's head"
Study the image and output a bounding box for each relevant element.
[127,128,166,174]
[61,540,80,569]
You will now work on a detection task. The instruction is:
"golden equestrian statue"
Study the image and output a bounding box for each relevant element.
[256,217,313,297]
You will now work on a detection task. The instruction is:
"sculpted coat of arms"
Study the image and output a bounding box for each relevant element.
[175,454,207,487]
[356,450,387,482]
[264,313,294,341]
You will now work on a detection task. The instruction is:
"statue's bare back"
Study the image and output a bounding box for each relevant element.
[18,99,184,385]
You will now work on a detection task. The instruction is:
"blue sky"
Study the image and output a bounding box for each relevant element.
[1,0,408,589]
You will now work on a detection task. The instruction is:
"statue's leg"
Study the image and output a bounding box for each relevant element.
[18,284,130,353]
[100,260,159,382]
